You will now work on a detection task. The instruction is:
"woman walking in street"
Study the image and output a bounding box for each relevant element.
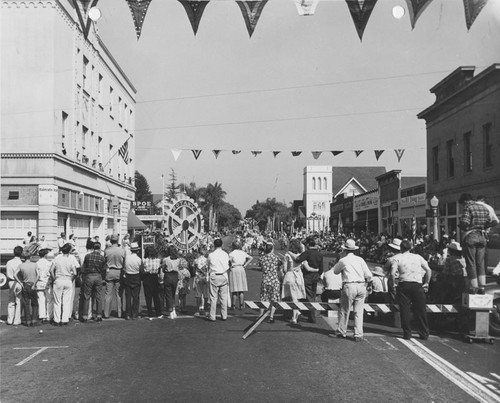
[229,240,252,310]
[258,240,283,323]
[282,239,306,324]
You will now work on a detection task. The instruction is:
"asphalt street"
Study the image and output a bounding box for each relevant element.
[1,238,500,402]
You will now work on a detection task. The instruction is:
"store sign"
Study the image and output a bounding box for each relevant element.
[133,201,152,209]
[400,193,426,205]
[354,195,379,212]
[38,185,58,205]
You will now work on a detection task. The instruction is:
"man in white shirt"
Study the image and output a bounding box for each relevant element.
[6,246,23,325]
[332,239,372,341]
[207,239,230,321]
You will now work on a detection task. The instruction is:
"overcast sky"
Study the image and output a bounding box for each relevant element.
[96,0,500,214]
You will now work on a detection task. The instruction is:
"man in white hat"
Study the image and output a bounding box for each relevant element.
[390,240,432,340]
[123,242,142,320]
[332,239,372,341]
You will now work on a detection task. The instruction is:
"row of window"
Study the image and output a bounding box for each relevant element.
[311,177,328,190]
[432,122,493,181]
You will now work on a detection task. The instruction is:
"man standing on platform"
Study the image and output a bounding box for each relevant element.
[459,193,497,294]
[103,234,126,319]
[390,239,431,340]
[332,239,372,341]
[207,239,230,321]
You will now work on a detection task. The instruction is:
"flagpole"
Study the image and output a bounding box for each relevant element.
[102,133,133,169]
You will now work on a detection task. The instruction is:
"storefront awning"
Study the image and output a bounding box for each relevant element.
[128,209,147,230]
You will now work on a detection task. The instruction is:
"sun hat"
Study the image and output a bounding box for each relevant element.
[388,238,402,250]
[371,266,386,277]
[341,239,359,251]
[130,242,140,250]
[447,240,462,252]
[110,234,119,242]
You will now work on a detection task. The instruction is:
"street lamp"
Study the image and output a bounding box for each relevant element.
[430,195,439,240]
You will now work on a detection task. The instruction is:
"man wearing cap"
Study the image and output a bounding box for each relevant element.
[15,253,40,326]
[123,242,142,320]
[290,237,323,323]
[390,239,432,340]
[80,242,106,322]
[103,234,126,319]
[459,193,496,294]
[6,246,24,325]
[207,239,230,321]
[332,239,372,341]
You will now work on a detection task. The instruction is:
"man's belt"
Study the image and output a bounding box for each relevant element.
[343,281,365,284]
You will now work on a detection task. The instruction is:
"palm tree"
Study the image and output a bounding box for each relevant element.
[204,182,227,231]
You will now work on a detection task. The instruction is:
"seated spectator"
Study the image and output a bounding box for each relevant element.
[367,266,389,303]
[434,241,466,303]
[320,253,342,302]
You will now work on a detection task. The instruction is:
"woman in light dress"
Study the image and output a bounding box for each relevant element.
[229,240,252,310]
[193,250,209,315]
[282,238,306,324]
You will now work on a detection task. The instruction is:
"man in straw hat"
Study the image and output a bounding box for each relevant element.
[390,239,432,340]
[331,239,372,342]
[123,242,142,320]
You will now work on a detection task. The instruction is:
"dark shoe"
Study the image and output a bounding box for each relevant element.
[62,322,68,326]
[206,317,216,322]
[221,318,227,321]
[102,316,110,319]
[96,317,102,322]
[334,333,346,339]
[477,288,485,295]
[467,288,477,295]
[354,337,364,342]
[419,334,429,340]
[403,334,412,340]
[79,318,88,323]
[52,322,60,326]
[124,316,131,320]
[268,318,275,324]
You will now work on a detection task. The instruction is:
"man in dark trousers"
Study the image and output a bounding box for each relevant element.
[103,234,126,318]
[291,237,323,323]
[80,242,106,322]
[15,253,39,326]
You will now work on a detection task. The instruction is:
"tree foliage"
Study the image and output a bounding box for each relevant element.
[166,168,179,202]
[135,170,152,201]
[245,198,292,231]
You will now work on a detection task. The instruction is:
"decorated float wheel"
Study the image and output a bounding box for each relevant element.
[164,195,204,251]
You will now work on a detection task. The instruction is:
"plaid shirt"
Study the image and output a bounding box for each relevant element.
[82,251,106,275]
[142,258,161,275]
[459,201,491,231]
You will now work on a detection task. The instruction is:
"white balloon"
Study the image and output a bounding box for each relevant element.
[88,7,102,22]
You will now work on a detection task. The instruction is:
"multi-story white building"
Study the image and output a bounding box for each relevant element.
[1,0,137,254]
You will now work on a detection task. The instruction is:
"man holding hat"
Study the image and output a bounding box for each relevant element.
[332,239,372,341]
[123,242,142,320]
[104,234,126,319]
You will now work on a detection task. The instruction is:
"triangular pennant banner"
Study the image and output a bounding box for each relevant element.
[171,149,182,161]
[394,149,405,162]
[272,151,281,158]
[331,151,344,157]
[291,151,302,157]
[212,150,221,159]
[178,0,210,35]
[232,150,242,154]
[72,0,99,39]
[126,0,153,39]
[312,151,322,160]
[405,0,434,29]
[192,149,202,160]
[355,150,364,157]
[251,151,262,157]
[463,0,488,31]
[345,0,378,41]
[374,150,385,160]
[295,0,319,16]
[236,0,268,38]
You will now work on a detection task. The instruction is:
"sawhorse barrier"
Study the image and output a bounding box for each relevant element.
[242,301,460,340]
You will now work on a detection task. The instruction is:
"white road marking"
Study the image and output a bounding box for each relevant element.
[492,374,500,382]
[399,339,500,403]
[439,339,461,353]
[467,373,500,397]
[13,346,69,366]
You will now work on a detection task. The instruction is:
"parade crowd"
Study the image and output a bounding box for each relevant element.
[5,192,499,342]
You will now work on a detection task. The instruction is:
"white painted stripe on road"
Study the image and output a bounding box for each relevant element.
[14,346,69,366]
[399,339,500,403]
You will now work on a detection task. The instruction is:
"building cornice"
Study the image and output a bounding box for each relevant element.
[1,153,135,192]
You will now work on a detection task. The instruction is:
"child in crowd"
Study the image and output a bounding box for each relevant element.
[319,254,342,302]
[193,251,209,315]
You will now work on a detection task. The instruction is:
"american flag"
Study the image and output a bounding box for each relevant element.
[118,140,130,164]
